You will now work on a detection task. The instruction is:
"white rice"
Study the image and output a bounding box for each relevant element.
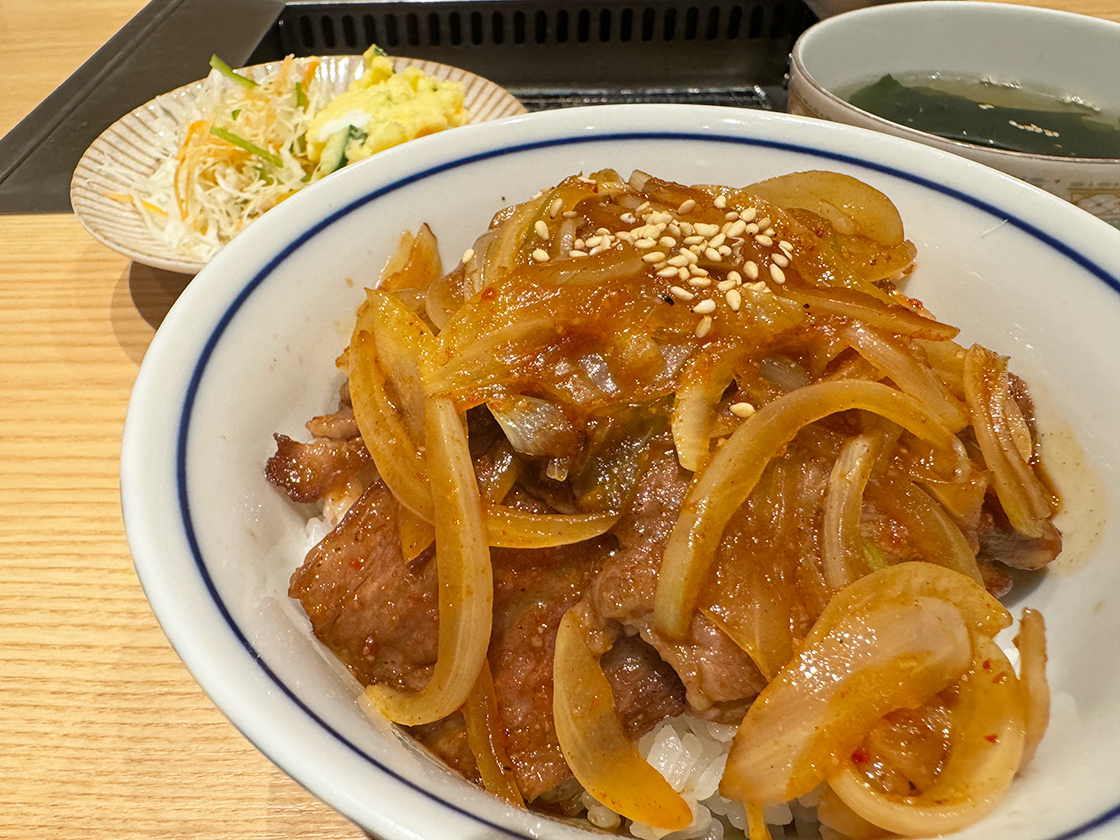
[582,714,826,840]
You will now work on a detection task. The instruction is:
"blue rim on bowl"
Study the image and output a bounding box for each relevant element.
[121,104,1120,840]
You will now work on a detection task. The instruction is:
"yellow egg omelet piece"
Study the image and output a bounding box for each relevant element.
[307,46,467,167]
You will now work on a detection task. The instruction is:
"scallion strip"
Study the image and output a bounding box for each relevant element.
[209,125,283,168]
[209,54,257,88]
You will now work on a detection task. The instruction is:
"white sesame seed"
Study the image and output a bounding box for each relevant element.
[669,285,695,301]
[678,267,691,281]
[756,217,771,229]
[688,277,712,288]
[678,198,697,214]
[726,219,747,238]
[461,248,475,264]
[747,280,770,293]
[689,266,710,277]
[683,235,705,246]
[549,198,563,218]
[709,232,726,248]
[704,247,723,262]
[667,223,682,239]
[695,316,713,338]
[532,248,550,262]
[562,210,579,218]
[595,227,610,236]
[740,207,758,223]
[693,299,717,314]
[730,401,756,418]
[765,228,776,237]
[695,222,721,238]
[635,237,658,249]
[717,278,737,292]
[659,236,677,248]
[643,251,668,263]
[718,245,732,256]
[668,254,690,267]
[728,270,742,284]
[746,223,760,235]
[772,252,790,268]
[535,220,550,241]
[531,189,544,199]
[617,231,635,244]
[679,221,695,236]
[636,201,651,212]
[589,245,606,256]
[620,212,637,225]
[755,234,774,247]
[574,238,586,250]
[724,211,740,221]
[726,288,742,311]
[743,261,760,280]
[649,211,674,225]
[658,266,680,278]
[779,240,794,254]
[770,263,786,284]
[714,195,728,209]
[568,249,589,258]
[683,249,700,265]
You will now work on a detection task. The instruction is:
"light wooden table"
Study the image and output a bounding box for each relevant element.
[0,1,1114,838]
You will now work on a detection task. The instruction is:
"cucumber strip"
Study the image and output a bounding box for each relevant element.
[209,125,283,168]
[295,81,308,109]
[209,54,258,88]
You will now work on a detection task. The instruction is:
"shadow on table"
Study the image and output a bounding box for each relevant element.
[111,261,192,364]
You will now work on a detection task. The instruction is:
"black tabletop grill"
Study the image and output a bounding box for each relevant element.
[0,0,815,213]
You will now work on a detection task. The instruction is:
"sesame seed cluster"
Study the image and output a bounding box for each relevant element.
[522,187,798,342]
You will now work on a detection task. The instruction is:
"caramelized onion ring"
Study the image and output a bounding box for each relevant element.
[363,396,493,725]
[655,380,968,639]
[553,609,692,831]
[721,595,971,804]
[829,634,1026,836]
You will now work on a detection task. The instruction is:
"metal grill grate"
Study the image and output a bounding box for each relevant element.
[248,0,815,109]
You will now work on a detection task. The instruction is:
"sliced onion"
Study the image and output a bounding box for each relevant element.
[672,348,738,471]
[363,396,492,725]
[808,563,1011,644]
[746,170,906,247]
[553,609,693,831]
[866,473,984,585]
[722,596,970,804]
[841,324,969,432]
[746,802,774,840]
[963,345,1054,538]
[487,394,580,458]
[780,286,958,341]
[829,634,1026,836]
[397,505,434,560]
[1014,607,1049,768]
[484,505,618,548]
[655,379,967,639]
[349,328,433,521]
[822,430,881,590]
[380,223,442,294]
[463,660,525,807]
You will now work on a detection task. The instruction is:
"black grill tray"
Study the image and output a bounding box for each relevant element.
[0,0,814,213]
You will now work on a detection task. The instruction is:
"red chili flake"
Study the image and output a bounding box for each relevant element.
[985,734,999,744]
[481,287,496,301]
[349,558,363,570]
[993,673,1009,684]
[981,659,992,670]
[851,747,871,765]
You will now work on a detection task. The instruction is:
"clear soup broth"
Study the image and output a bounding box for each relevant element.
[841,73,1120,159]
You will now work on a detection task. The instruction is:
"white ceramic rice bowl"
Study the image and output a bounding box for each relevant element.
[120,104,1120,840]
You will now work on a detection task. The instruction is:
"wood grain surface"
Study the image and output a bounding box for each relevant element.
[0,1,1114,838]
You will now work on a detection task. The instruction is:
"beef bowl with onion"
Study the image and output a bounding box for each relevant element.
[120,104,1120,840]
